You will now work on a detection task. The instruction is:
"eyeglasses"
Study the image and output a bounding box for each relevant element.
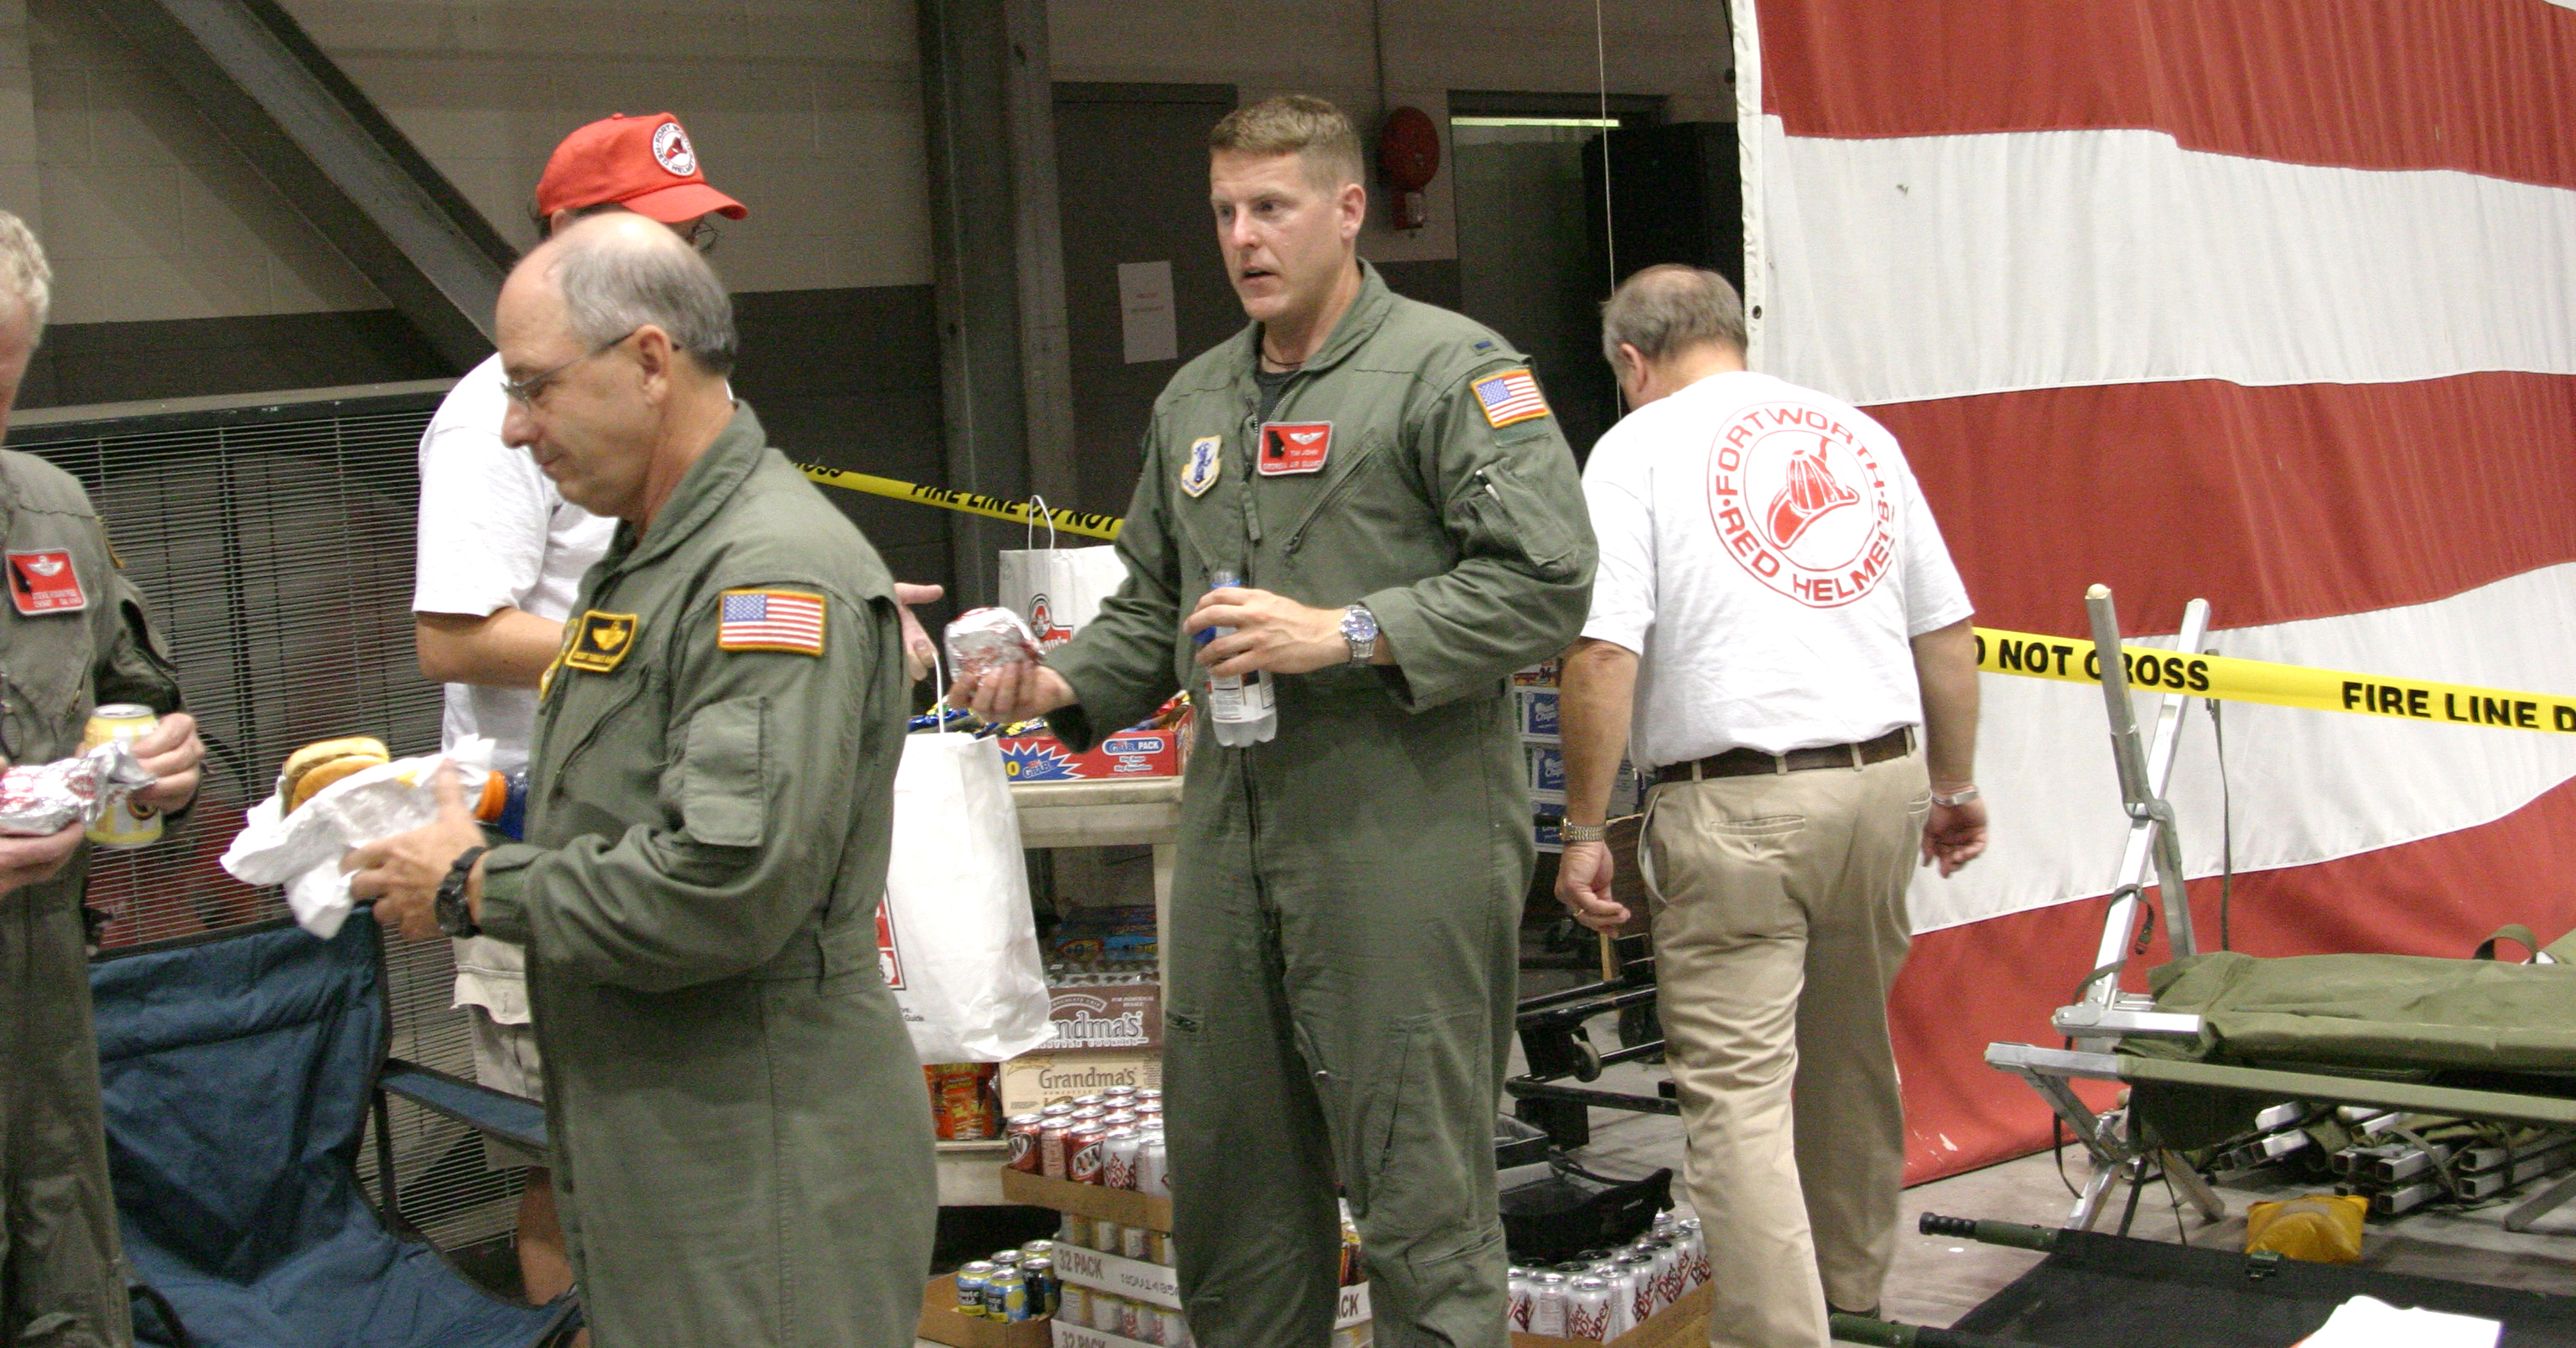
[681,218,721,255]
[499,327,640,407]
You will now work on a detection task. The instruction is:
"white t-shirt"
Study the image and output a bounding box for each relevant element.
[413,352,617,773]
[413,353,615,1021]
[1580,371,1973,770]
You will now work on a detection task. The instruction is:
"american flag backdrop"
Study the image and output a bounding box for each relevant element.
[1737,0,2576,1180]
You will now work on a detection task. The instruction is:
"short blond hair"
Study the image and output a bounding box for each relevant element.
[0,211,51,334]
[1209,95,1365,190]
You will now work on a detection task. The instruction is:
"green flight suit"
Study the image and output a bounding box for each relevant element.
[475,405,935,1348]
[1047,262,1595,1348]
[0,451,185,1348]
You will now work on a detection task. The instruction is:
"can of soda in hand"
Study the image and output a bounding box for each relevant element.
[1567,1277,1614,1340]
[955,1261,995,1317]
[80,705,160,848]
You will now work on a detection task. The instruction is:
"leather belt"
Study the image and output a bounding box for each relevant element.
[1654,726,1914,786]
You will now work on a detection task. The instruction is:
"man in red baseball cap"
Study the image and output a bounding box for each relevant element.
[410,113,936,1328]
[531,111,746,245]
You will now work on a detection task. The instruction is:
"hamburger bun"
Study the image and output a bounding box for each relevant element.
[281,736,389,812]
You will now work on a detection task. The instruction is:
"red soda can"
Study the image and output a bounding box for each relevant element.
[1039,1117,1075,1179]
[1067,1122,1110,1184]
[1005,1113,1045,1174]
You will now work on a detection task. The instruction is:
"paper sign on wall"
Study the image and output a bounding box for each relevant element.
[1119,260,1178,364]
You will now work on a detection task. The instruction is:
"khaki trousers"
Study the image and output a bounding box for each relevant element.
[1640,748,1928,1348]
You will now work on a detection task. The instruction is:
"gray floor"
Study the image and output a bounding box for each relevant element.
[1559,1055,2576,1330]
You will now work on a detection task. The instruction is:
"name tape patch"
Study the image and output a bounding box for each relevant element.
[1259,421,1332,476]
[718,588,826,656]
[5,550,84,615]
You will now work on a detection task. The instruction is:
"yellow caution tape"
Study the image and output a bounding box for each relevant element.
[1975,627,2576,734]
[793,462,1123,541]
[794,464,2576,736]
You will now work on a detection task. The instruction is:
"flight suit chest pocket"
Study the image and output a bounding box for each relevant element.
[673,695,769,848]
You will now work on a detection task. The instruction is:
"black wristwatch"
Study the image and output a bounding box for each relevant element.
[435,845,490,939]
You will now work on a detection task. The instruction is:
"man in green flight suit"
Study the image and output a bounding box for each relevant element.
[957,96,1595,1348]
[352,213,934,1348]
[0,211,207,1348]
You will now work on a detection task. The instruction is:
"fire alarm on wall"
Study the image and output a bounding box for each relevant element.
[1378,106,1440,231]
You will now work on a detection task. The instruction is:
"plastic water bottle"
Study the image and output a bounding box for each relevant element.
[1200,570,1276,745]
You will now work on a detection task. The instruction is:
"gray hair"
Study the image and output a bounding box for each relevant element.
[1600,264,1743,368]
[550,219,735,375]
[0,211,52,334]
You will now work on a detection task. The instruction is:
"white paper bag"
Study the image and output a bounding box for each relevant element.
[880,719,1052,1062]
[996,500,1128,650]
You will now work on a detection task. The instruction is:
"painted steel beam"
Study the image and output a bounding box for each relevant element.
[81,0,514,372]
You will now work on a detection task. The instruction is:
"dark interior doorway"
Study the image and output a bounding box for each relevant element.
[1449,93,1742,462]
[1052,82,1242,517]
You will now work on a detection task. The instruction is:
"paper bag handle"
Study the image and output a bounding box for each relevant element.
[1025,495,1057,552]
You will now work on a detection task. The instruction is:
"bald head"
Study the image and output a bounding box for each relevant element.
[517,211,737,376]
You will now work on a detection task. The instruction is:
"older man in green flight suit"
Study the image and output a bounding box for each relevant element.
[958,96,1595,1348]
[353,212,934,1348]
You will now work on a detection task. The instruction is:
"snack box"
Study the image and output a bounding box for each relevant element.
[1032,982,1163,1052]
[1526,742,1566,804]
[1000,727,1184,782]
[1000,1050,1162,1116]
[1517,687,1561,740]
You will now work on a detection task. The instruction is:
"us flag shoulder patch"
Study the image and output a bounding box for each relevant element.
[718,588,826,656]
[1472,368,1550,428]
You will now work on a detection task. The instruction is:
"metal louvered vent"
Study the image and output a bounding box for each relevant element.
[10,381,523,1257]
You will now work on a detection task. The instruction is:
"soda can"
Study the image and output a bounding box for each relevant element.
[988,1250,1024,1271]
[1567,1277,1613,1340]
[1532,1272,1570,1337]
[1068,1107,1110,1129]
[1060,1213,1094,1249]
[1135,1098,1165,1118]
[1653,1210,1679,1237]
[1092,1293,1127,1335]
[1071,1095,1109,1109]
[1599,1268,1639,1340]
[1041,1102,1077,1119]
[1039,1117,1074,1179]
[1103,1085,1138,1103]
[1058,1283,1092,1328]
[1506,1268,1534,1331]
[1067,1123,1111,1184]
[1149,1305,1187,1346]
[1104,1126,1144,1190]
[1102,1110,1142,1129]
[955,1261,995,1318]
[1094,1220,1124,1254]
[1134,1088,1163,1105]
[1649,1242,1684,1307]
[1006,1113,1046,1174]
[986,1269,1030,1322]
[1135,1134,1171,1198]
[1021,1257,1055,1316]
[1145,1229,1171,1265]
[1116,1295,1145,1340]
[1617,1252,1659,1322]
[1120,1222,1149,1260]
[1675,1218,1710,1286]
[80,705,161,848]
[1020,1239,1056,1261]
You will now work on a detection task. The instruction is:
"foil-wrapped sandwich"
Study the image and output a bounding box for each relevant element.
[944,607,1045,681]
[0,742,156,836]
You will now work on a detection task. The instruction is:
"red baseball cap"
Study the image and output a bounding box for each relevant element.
[535,112,747,224]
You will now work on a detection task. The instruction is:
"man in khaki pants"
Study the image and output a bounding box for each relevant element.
[1554,265,1988,1346]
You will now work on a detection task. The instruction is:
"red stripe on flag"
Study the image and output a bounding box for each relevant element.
[1897,774,2576,1184]
[1760,0,2576,190]
[1877,372,2576,636]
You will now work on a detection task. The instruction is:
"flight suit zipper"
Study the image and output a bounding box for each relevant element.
[1283,436,1384,556]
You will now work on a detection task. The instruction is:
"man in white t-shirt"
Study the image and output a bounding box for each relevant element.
[1554,266,1988,1348]
[413,111,943,1311]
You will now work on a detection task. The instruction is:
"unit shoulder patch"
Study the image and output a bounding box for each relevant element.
[718,588,827,656]
[1472,368,1550,428]
[564,610,640,673]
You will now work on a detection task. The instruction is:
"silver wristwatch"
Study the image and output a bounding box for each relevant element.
[1339,604,1380,665]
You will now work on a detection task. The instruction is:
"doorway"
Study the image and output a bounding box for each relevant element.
[1052,83,1242,517]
